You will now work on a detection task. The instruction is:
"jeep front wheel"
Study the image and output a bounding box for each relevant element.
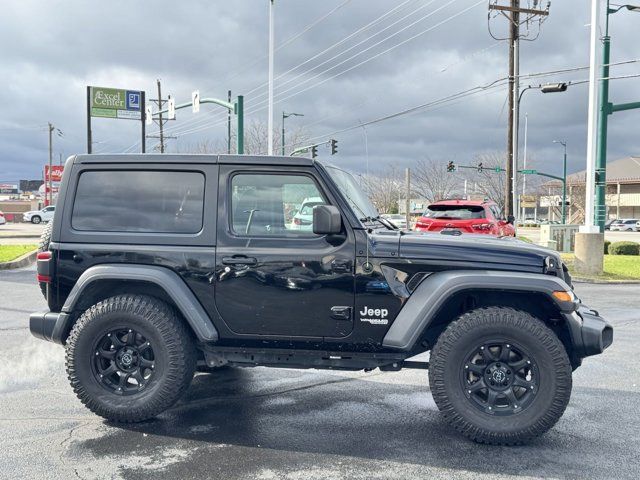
[429,306,572,445]
[65,294,197,422]
[31,215,41,224]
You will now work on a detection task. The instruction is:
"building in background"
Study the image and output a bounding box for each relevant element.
[540,156,640,223]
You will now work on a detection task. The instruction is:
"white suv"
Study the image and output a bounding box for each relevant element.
[23,206,55,224]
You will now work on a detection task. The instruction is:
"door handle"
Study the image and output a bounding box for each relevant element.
[222,256,258,266]
[331,306,352,321]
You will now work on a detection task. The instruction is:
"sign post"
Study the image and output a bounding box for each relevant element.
[87,86,146,154]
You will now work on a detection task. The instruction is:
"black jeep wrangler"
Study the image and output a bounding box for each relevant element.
[31,154,612,445]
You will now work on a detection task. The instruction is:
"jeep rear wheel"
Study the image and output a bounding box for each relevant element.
[65,294,197,422]
[429,306,572,445]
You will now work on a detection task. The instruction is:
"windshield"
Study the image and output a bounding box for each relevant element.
[424,205,485,220]
[324,165,379,220]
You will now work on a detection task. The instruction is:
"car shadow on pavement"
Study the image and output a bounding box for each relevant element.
[75,367,638,479]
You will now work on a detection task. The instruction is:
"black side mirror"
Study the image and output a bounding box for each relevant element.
[507,215,515,225]
[313,205,342,235]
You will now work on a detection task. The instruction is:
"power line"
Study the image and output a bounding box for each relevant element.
[153,0,423,139]
[165,0,484,140]
[244,0,468,114]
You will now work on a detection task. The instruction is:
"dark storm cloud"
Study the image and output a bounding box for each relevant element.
[1,0,639,182]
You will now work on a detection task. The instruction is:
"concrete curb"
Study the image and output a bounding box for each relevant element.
[0,234,41,239]
[573,278,640,285]
[0,250,37,270]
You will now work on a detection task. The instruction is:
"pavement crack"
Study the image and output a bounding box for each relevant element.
[60,421,89,448]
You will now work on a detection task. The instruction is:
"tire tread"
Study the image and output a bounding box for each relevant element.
[65,294,196,423]
[428,306,572,445]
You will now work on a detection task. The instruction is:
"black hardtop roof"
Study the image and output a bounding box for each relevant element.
[72,153,315,167]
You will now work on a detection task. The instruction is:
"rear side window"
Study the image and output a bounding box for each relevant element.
[72,170,205,233]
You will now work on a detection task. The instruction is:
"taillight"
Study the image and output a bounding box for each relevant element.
[415,219,431,229]
[0,212,4,218]
[36,251,52,283]
[471,223,493,231]
[293,218,301,225]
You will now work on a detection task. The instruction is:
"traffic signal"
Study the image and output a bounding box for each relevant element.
[330,139,338,155]
[477,162,483,172]
[446,161,456,172]
[311,145,318,158]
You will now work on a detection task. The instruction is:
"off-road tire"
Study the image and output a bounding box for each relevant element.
[37,222,52,298]
[31,215,41,224]
[65,294,197,423]
[429,306,572,445]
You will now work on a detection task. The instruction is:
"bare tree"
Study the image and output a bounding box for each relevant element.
[179,119,310,156]
[462,152,507,211]
[360,164,404,214]
[412,157,461,202]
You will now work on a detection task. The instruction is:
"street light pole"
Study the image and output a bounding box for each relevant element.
[281,111,303,155]
[553,140,568,224]
[595,1,640,230]
[517,82,568,220]
[583,0,601,234]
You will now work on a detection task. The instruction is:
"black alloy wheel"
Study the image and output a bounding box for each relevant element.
[429,306,572,445]
[461,341,537,416]
[92,328,156,395]
[66,294,197,423]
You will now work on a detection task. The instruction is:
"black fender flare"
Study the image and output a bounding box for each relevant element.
[382,270,576,351]
[61,264,218,342]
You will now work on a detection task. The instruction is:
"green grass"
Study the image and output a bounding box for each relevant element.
[517,236,533,243]
[561,253,640,281]
[0,244,37,263]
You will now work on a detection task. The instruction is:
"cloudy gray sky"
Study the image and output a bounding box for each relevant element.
[1,0,639,183]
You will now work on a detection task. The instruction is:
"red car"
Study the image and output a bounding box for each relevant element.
[414,199,515,236]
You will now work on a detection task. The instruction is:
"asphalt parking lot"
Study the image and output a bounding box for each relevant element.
[1,266,639,480]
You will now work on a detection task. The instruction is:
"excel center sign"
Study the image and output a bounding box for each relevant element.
[90,86,142,120]
[86,85,146,153]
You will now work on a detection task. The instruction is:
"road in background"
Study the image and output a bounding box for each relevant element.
[0,223,44,245]
[517,227,640,245]
[0,266,638,479]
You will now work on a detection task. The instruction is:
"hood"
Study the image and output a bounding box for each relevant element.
[368,230,558,270]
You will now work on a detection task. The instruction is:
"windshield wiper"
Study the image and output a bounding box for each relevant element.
[359,215,397,231]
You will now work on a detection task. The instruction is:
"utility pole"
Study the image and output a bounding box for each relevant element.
[507,0,519,219]
[227,90,232,154]
[488,0,550,218]
[147,80,177,153]
[48,123,53,206]
[522,113,528,220]
[157,80,165,153]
